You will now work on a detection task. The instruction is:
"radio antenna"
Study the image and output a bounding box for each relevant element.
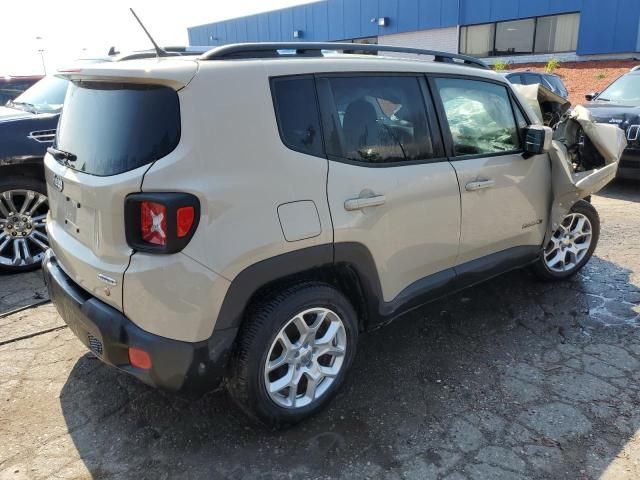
[129,8,169,57]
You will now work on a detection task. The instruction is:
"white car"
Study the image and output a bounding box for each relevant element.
[42,43,625,426]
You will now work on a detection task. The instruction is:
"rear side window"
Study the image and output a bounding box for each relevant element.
[522,74,541,85]
[55,82,180,176]
[507,74,523,84]
[545,75,567,96]
[271,77,323,157]
[434,78,520,156]
[317,76,435,164]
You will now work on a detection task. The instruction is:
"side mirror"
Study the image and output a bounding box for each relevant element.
[523,125,553,157]
[585,92,599,101]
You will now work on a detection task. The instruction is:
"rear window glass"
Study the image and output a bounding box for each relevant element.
[318,76,434,164]
[271,76,324,157]
[55,82,180,176]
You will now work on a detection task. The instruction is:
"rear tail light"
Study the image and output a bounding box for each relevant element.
[176,206,195,238]
[141,201,167,245]
[125,193,200,254]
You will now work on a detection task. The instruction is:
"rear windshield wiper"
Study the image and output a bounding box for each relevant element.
[596,97,611,102]
[47,146,77,165]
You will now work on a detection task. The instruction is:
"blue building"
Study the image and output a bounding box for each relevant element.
[188,0,640,64]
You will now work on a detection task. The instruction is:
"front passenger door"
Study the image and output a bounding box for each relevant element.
[431,77,551,266]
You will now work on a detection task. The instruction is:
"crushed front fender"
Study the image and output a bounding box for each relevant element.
[545,106,627,243]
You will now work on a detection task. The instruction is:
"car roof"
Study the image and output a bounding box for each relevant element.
[56,44,510,91]
[200,54,506,83]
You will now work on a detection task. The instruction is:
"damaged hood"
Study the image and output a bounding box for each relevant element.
[512,83,570,127]
[511,82,627,242]
[545,105,627,242]
[567,106,628,165]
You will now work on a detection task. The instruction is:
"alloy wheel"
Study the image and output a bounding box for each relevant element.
[0,190,49,268]
[264,307,347,409]
[544,212,592,273]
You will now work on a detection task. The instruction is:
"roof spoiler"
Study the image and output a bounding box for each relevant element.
[199,42,488,69]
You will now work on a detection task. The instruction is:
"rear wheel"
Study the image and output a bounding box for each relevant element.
[0,177,49,273]
[532,200,599,281]
[227,282,358,427]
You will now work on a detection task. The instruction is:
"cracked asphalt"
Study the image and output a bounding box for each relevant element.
[1,181,639,479]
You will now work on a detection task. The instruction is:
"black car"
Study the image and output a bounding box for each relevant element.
[0,75,68,272]
[583,68,640,180]
[504,71,569,99]
[0,75,44,105]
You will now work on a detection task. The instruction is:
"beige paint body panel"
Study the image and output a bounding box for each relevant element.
[277,201,322,242]
[141,63,333,286]
[123,252,230,342]
[452,153,552,265]
[44,156,146,310]
[328,160,461,302]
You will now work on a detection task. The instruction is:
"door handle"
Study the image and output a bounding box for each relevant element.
[344,194,386,211]
[465,179,495,192]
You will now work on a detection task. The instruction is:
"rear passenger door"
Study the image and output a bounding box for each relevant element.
[431,77,551,266]
[318,74,461,304]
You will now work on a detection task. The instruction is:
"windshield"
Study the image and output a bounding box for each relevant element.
[597,74,640,106]
[11,76,68,113]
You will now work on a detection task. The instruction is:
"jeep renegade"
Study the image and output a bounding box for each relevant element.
[42,43,618,426]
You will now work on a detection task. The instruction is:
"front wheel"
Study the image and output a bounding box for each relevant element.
[0,176,50,274]
[227,282,358,427]
[532,200,600,281]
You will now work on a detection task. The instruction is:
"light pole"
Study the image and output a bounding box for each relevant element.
[36,36,46,75]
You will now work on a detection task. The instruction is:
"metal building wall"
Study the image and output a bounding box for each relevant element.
[188,0,459,46]
[188,0,640,56]
[577,0,640,54]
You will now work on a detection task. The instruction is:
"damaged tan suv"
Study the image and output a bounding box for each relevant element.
[42,43,626,426]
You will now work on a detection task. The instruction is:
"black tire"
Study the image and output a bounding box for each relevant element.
[0,175,49,274]
[227,282,358,427]
[531,200,600,281]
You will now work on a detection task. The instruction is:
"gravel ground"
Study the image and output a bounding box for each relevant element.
[0,180,639,480]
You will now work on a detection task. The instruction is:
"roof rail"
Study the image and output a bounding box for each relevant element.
[115,46,211,62]
[199,42,488,69]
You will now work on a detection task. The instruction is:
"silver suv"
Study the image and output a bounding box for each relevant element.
[42,43,624,426]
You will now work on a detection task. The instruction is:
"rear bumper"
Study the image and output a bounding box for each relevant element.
[618,149,640,180]
[42,250,237,391]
